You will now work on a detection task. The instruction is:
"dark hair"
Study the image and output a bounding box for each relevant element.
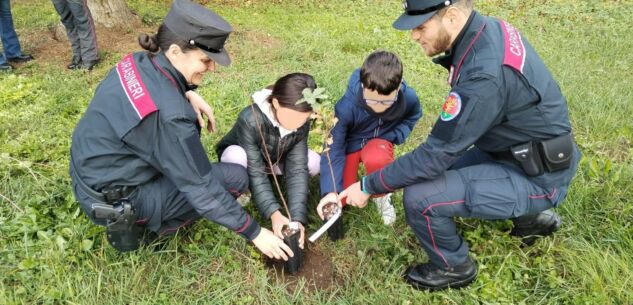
[266,73,316,113]
[138,23,197,54]
[360,51,403,95]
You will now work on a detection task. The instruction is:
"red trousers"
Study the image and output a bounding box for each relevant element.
[341,138,394,206]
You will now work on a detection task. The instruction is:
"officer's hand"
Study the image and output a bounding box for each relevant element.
[252,228,294,261]
[185,90,217,133]
[339,182,370,209]
[270,210,290,239]
[316,192,341,220]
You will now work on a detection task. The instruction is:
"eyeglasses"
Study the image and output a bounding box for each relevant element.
[363,90,399,106]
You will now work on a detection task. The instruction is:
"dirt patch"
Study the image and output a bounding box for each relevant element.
[21,20,152,68]
[20,21,281,71]
[265,242,340,294]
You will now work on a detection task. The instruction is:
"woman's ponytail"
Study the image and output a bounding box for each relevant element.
[137,33,159,53]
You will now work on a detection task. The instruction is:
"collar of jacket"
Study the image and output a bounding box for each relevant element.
[152,52,198,94]
[432,10,481,70]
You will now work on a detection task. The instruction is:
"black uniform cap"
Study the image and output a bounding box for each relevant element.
[393,0,454,30]
[164,0,233,66]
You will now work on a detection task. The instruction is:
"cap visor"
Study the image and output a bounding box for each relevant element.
[392,12,435,30]
[204,49,231,66]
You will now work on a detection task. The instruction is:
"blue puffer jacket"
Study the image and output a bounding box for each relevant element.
[319,69,422,196]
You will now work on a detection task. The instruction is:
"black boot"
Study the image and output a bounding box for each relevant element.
[81,59,100,71]
[0,63,12,71]
[404,256,478,290]
[510,209,562,246]
[8,54,33,64]
[67,55,82,70]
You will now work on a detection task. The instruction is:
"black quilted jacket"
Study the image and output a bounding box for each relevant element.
[216,104,310,224]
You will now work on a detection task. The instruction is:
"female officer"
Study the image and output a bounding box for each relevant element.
[69,0,293,261]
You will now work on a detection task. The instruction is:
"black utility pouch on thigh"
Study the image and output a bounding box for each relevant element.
[539,133,573,172]
[511,141,544,177]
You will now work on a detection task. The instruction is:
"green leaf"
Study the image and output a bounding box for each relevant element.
[18,258,37,270]
[37,230,51,241]
[81,239,93,251]
[313,87,325,96]
[56,235,67,251]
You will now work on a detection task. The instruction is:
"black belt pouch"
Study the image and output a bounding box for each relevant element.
[511,141,544,177]
[539,133,573,172]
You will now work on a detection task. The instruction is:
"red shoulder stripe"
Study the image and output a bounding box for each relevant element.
[500,20,526,73]
[116,53,157,119]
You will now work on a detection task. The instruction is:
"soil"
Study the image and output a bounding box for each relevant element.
[21,20,151,68]
[265,242,339,294]
[20,17,280,71]
[281,224,300,237]
[321,201,340,220]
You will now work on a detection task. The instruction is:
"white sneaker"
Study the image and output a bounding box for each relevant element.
[236,192,251,207]
[373,194,396,225]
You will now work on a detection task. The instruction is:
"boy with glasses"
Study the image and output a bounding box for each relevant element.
[317,50,422,233]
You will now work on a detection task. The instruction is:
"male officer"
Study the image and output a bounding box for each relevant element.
[340,0,580,290]
[70,0,293,261]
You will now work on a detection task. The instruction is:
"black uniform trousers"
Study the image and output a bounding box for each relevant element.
[72,163,248,236]
[402,148,573,268]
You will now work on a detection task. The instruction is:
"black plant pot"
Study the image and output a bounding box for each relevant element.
[282,224,303,274]
[326,213,344,241]
[322,201,344,241]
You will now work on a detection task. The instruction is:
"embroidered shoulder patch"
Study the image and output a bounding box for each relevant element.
[116,53,157,120]
[440,92,462,121]
[500,19,526,73]
[431,91,470,141]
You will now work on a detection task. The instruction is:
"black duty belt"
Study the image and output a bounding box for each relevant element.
[487,133,574,177]
[488,150,516,162]
[70,163,136,204]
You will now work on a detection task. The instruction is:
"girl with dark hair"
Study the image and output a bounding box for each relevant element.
[216,73,322,248]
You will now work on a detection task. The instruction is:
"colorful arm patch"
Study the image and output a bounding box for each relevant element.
[431,91,468,141]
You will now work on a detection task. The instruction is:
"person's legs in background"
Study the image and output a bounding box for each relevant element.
[0,0,33,71]
[52,0,83,69]
[65,0,98,69]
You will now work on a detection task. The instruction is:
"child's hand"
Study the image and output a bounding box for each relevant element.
[270,210,290,239]
[185,90,217,133]
[296,222,305,249]
[316,192,340,220]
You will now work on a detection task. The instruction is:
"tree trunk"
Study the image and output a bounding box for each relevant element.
[87,0,135,28]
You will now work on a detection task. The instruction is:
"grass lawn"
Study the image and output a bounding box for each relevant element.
[1,0,632,304]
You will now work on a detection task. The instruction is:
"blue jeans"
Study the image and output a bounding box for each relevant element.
[0,0,23,65]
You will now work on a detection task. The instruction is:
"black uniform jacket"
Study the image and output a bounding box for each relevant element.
[216,102,310,224]
[366,12,580,194]
[70,52,260,240]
